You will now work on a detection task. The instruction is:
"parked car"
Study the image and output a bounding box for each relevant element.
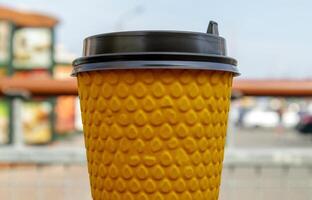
[242,108,279,128]
[296,113,312,134]
[282,111,300,128]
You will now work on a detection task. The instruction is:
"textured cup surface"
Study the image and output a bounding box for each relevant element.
[77,69,233,200]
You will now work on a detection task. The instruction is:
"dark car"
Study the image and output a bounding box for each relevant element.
[296,113,312,134]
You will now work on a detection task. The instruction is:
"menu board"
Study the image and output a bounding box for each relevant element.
[21,101,52,144]
[55,96,75,134]
[12,28,52,69]
[0,21,11,65]
[54,65,76,135]
[0,99,9,144]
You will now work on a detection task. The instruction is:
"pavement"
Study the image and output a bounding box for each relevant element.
[0,127,312,200]
[232,127,312,148]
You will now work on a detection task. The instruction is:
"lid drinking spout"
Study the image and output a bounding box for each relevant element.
[207,21,219,36]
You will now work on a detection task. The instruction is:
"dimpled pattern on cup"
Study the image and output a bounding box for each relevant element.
[77,69,233,200]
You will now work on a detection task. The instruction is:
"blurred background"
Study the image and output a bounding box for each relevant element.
[0,1,311,200]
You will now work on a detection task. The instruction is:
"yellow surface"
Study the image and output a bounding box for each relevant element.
[77,69,233,200]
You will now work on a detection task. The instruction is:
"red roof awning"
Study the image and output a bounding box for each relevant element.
[0,6,58,27]
[0,77,311,97]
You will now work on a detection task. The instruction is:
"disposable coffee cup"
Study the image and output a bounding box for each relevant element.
[72,21,239,200]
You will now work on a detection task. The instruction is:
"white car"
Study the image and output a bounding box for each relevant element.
[282,111,300,128]
[243,108,279,128]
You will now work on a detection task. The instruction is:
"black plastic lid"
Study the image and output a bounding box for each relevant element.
[72,21,239,76]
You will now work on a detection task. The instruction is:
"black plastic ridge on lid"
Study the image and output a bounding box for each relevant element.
[72,21,239,76]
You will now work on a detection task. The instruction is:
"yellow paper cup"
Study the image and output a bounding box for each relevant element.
[73,21,238,200]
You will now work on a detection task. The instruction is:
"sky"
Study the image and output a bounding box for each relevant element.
[0,0,311,79]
